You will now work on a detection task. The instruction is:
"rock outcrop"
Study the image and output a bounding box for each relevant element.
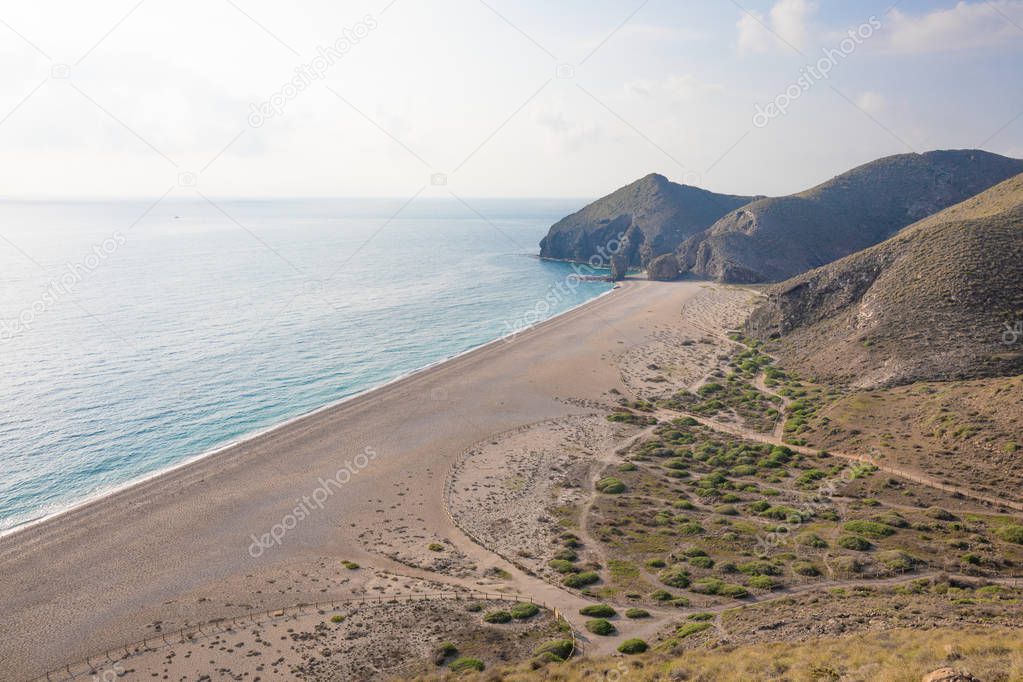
[645,253,680,281]
[539,173,757,268]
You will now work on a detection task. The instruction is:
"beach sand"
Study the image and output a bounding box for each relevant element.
[0,279,756,680]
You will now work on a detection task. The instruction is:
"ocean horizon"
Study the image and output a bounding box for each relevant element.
[0,198,611,535]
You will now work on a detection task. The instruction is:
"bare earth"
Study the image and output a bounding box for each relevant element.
[0,280,742,680]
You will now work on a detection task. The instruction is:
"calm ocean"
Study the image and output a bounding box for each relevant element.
[0,198,608,534]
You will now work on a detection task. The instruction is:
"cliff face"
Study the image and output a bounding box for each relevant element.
[746,172,1023,388]
[539,173,757,267]
[679,150,1023,283]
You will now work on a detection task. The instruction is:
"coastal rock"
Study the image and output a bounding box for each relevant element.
[539,173,756,268]
[610,253,628,281]
[646,253,680,281]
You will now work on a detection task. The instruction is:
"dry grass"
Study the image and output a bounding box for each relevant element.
[447,627,1023,682]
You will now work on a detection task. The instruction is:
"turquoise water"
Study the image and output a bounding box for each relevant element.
[0,198,609,534]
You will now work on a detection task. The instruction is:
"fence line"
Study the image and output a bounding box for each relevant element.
[36,589,552,681]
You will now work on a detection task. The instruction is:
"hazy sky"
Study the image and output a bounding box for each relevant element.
[2,0,1022,199]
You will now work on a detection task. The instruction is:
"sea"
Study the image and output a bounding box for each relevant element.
[0,198,610,535]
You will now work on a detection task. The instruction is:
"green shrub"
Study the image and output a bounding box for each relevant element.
[762,505,804,522]
[658,566,691,588]
[617,639,648,654]
[548,559,578,574]
[341,560,360,570]
[449,657,485,672]
[646,558,667,568]
[996,524,1023,544]
[714,504,738,516]
[466,602,483,612]
[838,535,872,551]
[677,522,705,535]
[692,577,748,598]
[747,575,777,590]
[926,507,955,521]
[510,602,540,619]
[798,533,828,548]
[878,550,916,571]
[689,612,714,621]
[618,462,638,472]
[483,610,512,623]
[596,477,626,494]
[670,597,691,607]
[433,642,458,665]
[844,520,895,538]
[650,589,673,601]
[792,561,821,576]
[872,513,910,528]
[553,548,578,561]
[330,614,345,623]
[738,560,781,576]
[533,639,574,661]
[428,542,445,552]
[962,553,982,565]
[562,571,600,588]
[585,618,616,636]
[689,556,715,569]
[579,604,616,617]
[676,622,712,638]
[625,608,650,619]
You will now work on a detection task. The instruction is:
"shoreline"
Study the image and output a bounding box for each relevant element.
[0,278,713,680]
[0,285,618,542]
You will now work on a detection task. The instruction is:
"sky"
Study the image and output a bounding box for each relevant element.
[1,0,1021,200]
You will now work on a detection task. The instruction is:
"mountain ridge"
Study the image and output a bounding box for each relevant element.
[677,149,1023,283]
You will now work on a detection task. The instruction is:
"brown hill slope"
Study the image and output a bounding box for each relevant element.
[538,173,757,267]
[746,172,1023,388]
[678,150,1023,283]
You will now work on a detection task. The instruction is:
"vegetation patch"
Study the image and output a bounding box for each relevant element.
[617,638,649,654]
[585,618,616,636]
[510,602,540,619]
[579,604,616,618]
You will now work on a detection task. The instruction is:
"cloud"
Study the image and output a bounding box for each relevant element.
[627,73,724,101]
[737,0,817,54]
[884,1,1023,54]
[856,91,885,114]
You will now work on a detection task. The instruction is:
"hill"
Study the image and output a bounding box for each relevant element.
[746,172,1023,387]
[677,150,1023,283]
[538,173,756,268]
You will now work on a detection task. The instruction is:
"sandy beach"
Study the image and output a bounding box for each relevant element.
[0,279,754,680]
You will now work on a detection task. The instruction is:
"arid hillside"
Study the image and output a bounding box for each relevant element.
[747,172,1023,388]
